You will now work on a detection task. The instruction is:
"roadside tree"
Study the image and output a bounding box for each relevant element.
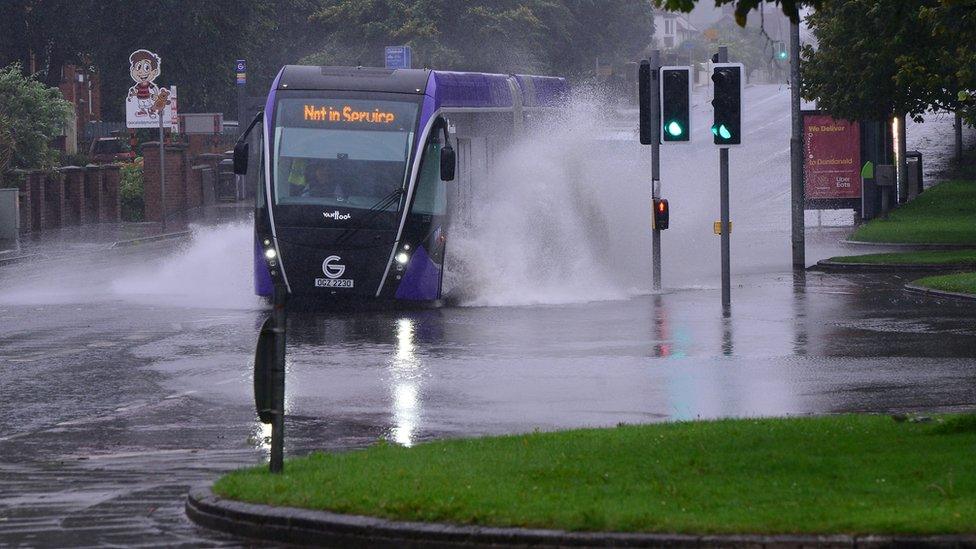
[0,64,72,184]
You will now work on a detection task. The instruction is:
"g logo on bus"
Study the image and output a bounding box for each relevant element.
[322,255,345,279]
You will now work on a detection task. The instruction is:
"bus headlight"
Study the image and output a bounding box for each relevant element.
[264,248,277,260]
[395,252,410,265]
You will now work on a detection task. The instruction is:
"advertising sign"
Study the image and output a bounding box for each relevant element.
[384,46,412,70]
[125,49,177,129]
[803,112,861,204]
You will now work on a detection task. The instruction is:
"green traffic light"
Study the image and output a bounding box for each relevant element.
[666,121,683,137]
[718,124,732,140]
[711,124,718,136]
[778,51,788,60]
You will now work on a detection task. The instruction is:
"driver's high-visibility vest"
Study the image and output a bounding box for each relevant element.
[288,158,308,187]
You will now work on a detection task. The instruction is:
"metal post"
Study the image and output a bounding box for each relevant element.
[269,282,288,473]
[650,50,662,291]
[718,46,730,311]
[789,21,804,270]
[158,108,166,231]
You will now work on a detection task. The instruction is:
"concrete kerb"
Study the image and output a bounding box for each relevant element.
[109,230,192,249]
[186,485,976,548]
[905,283,976,302]
[812,259,976,273]
[840,239,976,250]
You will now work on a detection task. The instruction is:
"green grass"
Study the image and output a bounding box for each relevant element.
[913,272,976,295]
[828,249,976,265]
[214,415,976,535]
[851,180,976,244]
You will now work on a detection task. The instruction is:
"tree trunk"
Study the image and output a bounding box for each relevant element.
[955,111,964,161]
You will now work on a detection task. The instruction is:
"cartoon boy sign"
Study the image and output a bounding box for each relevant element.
[125,49,176,128]
[127,49,161,116]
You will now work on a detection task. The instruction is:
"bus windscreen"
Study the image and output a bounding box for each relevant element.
[273,98,418,210]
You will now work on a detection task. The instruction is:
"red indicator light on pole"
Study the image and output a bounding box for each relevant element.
[653,198,669,230]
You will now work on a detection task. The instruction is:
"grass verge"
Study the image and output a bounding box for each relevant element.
[828,249,976,265]
[851,180,976,244]
[215,415,976,535]
[912,272,976,296]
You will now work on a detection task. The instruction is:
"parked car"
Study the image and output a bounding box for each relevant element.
[89,137,136,164]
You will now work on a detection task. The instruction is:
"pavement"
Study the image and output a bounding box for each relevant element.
[1,85,975,547]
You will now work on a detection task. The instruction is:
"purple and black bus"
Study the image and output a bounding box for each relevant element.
[234,65,567,304]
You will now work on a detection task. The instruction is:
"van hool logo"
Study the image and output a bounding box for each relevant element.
[323,210,351,221]
[322,255,346,279]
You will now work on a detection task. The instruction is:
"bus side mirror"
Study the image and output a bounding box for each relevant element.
[440,145,456,181]
[233,142,249,175]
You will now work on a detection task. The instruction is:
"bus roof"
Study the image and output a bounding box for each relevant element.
[274,65,568,110]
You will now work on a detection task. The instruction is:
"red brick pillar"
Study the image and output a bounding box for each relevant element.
[27,171,45,230]
[143,142,188,223]
[83,164,102,224]
[61,166,84,226]
[99,164,122,223]
[40,170,64,229]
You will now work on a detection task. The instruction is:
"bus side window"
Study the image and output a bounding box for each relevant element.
[250,120,265,208]
[412,128,447,216]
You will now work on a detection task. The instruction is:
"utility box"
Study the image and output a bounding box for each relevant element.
[0,188,19,241]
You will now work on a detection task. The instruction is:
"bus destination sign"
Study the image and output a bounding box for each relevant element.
[303,104,396,124]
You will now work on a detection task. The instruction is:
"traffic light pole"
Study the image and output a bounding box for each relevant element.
[717,46,731,311]
[650,50,662,291]
[789,20,805,270]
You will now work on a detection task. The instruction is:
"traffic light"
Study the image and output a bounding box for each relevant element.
[638,60,654,145]
[710,63,743,146]
[775,41,788,61]
[660,66,691,143]
[653,198,669,230]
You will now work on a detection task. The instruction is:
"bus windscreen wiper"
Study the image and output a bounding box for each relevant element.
[334,187,405,246]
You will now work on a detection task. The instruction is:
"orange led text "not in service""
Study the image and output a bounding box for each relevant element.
[304,105,396,124]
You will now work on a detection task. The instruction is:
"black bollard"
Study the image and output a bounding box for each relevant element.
[269,282,288,473]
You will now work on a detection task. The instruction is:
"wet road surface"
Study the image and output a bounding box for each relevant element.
[1,231,975,546]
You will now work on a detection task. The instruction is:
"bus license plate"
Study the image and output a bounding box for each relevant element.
[315,278,354,288]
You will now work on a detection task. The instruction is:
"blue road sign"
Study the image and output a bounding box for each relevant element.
[236,59,246,86]
[384,46,412,70]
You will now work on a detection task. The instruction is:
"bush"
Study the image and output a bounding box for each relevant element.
[120,157,144,222]
[60,152,91,167]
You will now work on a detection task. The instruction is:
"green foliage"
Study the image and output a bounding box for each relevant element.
[119,157,144,222]
[304,1,654,78]
[802,0,976,124]
[215,414,976,534]
[850,180,976,244]
[0,1,324,121]
[652,0,824,25]
[0,63,73,184]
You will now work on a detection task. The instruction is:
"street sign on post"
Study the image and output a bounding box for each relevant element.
[384,46,413,69]
[660,66,691,143]
[236,59,247,86]
[711,63,743,146]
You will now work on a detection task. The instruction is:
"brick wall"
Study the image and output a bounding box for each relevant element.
[83,165,101,224]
